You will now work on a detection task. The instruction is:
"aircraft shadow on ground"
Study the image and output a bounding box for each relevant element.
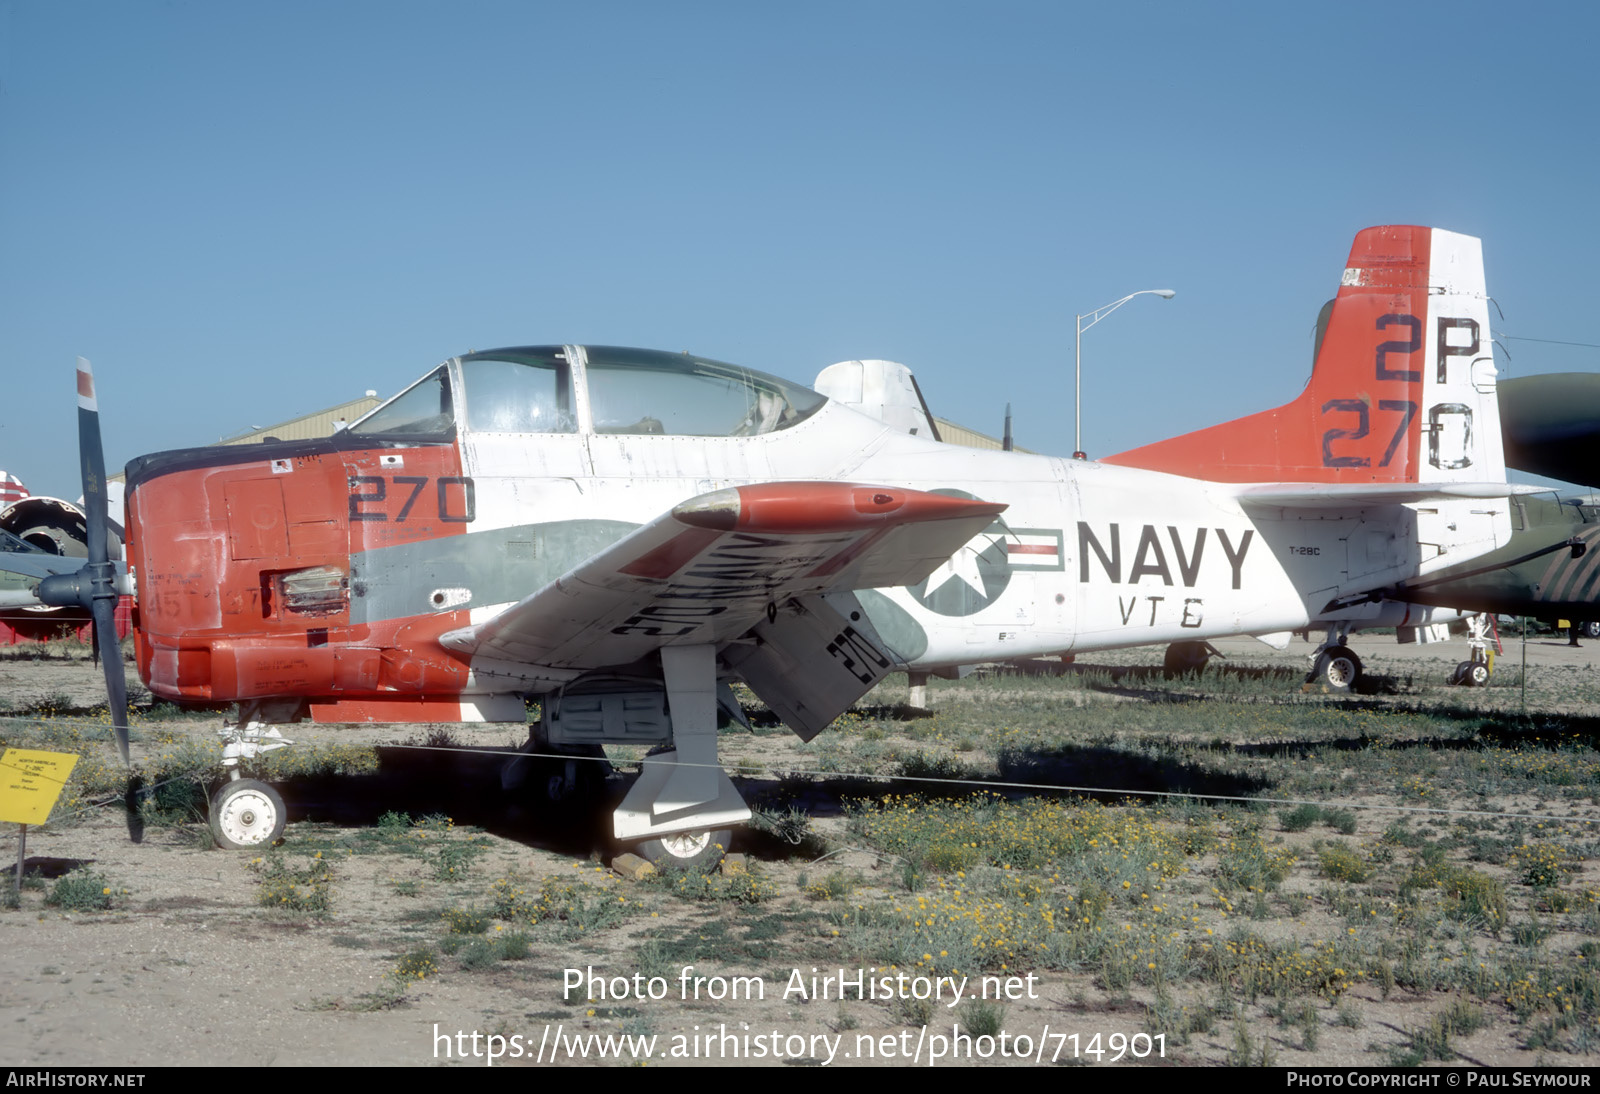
[267,745,611,858]
[1063,661,1412,698]
[256,743,1273,861]
[993,744,1268,803]
[152,694,1600,861]
[733,744,1269,820]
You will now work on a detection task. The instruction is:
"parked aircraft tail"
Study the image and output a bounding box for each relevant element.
[1106,226,1504,486]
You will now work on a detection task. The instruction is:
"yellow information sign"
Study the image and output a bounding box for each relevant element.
[0,749,79,825]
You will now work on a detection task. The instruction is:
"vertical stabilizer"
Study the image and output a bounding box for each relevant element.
[1106,226,1503,486]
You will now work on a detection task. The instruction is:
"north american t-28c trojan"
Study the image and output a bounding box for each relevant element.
[36,225,1522,866]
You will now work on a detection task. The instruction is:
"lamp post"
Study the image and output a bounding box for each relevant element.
[1074,289,1175,458]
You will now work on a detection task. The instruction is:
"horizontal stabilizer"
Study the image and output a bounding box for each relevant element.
[1234,481,1539,510]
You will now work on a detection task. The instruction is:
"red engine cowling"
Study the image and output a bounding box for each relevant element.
[126,437,474,706]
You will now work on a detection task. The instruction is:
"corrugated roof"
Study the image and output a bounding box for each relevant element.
[933,417,1033,454]
[216,396,383,446]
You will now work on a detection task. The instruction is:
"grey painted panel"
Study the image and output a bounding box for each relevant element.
[855,589,929,662]
[348,519,638,625]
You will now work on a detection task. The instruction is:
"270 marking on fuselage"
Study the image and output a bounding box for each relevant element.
[348,474,476,523]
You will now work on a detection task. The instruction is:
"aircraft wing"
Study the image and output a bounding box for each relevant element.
[440,482,1005,674]
[0,539,101,608]
[0,552,85,583]
[1231,482,1541,509]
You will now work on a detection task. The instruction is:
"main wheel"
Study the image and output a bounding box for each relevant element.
[534,753,606,805]
[209,779,286,850]
[1465,661,1491,687]
[1163,641,1212,679]
[1582,621,1600,640]
[1311,646,1363,692]
[634,828,733,871]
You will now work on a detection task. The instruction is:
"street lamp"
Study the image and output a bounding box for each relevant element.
[1074,289,1175,458]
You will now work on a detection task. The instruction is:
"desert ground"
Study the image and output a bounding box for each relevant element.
[4,629,1600,1068]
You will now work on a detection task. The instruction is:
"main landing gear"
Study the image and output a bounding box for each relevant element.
[1163,640,1220,679]
[1306,626,1363,693]
[1449,614,1495,688]
[611,646,749,869]
[636,828,735,871]
[530,645,751,870]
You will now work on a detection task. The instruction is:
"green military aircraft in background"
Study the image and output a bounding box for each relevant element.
[1502,373,1600,491]
[1161,370,1600,688]
[1386,372,1600,641]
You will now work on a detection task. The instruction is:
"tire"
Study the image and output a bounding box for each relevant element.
[634,828,733,871]
[1466,662,1491,687]
[209,779,286,850]
[1450,661,1471,686]
[1163,641,1212,680]
[534,753,605,806]
[1582,621,1600,640]
[1312,646,1362,692]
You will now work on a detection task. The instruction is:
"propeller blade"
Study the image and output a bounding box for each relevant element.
[124,772,145,844]
[76,357,111,573]
[37,359,133,767]
[77,359,132,766]
[92,597,130,765]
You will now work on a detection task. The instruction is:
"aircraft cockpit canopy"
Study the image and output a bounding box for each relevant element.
[347,366,455,438]
[348,346,826,440]
[577,346,825,437]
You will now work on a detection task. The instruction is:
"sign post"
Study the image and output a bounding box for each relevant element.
[1,749,79,903]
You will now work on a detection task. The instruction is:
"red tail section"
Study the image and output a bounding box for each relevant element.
[1106,226,1501,485]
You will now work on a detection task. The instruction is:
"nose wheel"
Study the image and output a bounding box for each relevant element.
[209,778,287,849]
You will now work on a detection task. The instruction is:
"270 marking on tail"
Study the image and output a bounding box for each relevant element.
[1320,314,1479,469]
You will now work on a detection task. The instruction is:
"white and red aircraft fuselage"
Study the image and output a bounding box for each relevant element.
[107,225,1515,861]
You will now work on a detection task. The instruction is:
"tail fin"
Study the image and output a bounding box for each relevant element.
[1106,226,1504,485]
[0,471,27,507]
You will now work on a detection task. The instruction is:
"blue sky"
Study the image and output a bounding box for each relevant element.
[4,0,1598,497]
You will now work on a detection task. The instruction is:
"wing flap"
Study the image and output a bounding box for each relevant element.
[721,592,896,742]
